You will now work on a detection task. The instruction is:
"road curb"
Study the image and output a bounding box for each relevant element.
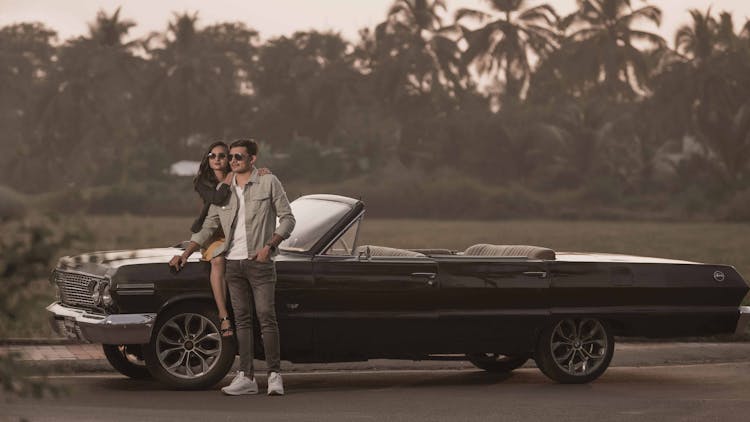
[24,359,112,373]
[0,338,77,346]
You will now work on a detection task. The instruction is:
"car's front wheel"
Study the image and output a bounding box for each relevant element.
[534,318,614,384]
[102,344,151,379]
[144,302,236,389]
[466,353,529,373]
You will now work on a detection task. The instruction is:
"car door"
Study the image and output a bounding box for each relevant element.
[308,250,440,357]
[274,255,316,359]
[433,257,551,355]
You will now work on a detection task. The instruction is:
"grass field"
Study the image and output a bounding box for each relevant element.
[75,216,750,278]
[12,215,750,338]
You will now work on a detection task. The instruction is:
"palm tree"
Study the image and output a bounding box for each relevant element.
[675,8,718,62]
[0,23,57,189]
[373,0,467,100]
[250,31,359,146]
[147,13,259,150]
[562,0,665,98]
[454,0,559,100]
[87,7,136,47]
[658,9,750,186]
[35,8,145,186]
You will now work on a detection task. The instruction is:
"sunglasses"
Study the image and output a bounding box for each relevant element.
[207,152,227,160]
[229,153,248,162]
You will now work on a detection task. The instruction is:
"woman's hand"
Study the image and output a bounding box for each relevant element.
[258,167,272,176]
[222,171,234,184]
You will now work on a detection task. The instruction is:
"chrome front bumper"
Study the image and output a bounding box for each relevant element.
[47,302,156,344]
[734,306,750,336]
[737,306,750,336]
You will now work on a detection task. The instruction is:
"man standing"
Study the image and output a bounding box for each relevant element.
[170,139,295,396]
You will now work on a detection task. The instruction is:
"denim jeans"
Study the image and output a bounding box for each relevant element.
[225,259,280,377]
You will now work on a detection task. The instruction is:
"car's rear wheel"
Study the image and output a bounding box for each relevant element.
[535,318,614,384]
[102,344,151,379]
[144,302,236,389]
[466,353,529,373]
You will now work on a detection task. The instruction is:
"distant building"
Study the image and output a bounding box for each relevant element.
[168,160,200,177]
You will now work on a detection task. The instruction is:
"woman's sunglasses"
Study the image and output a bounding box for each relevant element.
[207,152,227,160]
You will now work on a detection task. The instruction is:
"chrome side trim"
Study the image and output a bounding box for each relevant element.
[551,306,740,315]
[118,283,155,289]
[736,306,750,336]
[47,302,156,344]
[117,290,155,296]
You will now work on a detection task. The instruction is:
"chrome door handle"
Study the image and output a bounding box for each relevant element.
[411,272,436,280]
[522,271,547,278]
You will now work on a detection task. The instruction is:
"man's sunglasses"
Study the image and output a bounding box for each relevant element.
[229,154,248,162]
[207,152,227,160]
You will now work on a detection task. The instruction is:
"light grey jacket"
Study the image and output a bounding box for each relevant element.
[190,169,295,260]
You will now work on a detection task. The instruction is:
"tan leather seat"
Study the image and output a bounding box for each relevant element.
[464,244,556,260]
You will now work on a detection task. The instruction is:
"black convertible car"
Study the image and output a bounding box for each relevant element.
[47,194,750,389]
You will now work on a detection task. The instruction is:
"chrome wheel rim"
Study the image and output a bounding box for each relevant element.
[550,319,608,377]
[156,313,222,379]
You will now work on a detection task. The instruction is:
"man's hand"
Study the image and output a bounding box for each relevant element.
[169,254,187,272]
[254,245,272,263]
[169,241,200,273]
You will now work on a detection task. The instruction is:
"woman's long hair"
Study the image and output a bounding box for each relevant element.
[193,141,230,190]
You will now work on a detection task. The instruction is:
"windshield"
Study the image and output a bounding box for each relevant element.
[279,197,354,253]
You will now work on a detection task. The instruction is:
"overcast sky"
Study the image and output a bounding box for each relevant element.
[1,1,749,47]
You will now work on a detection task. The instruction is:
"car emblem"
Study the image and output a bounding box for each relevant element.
[713,271,725,282]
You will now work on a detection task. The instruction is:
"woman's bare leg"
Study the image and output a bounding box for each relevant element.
[209,255,232,335]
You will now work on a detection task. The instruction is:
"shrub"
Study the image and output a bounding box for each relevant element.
[480,184,546,219]
[0,215,87,397]
[86,180,198,215]
[34,187,88,214]
[0,185,27,221]
[721,189,750,221]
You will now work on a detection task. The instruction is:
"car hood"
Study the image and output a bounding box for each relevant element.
[57,247,199,275]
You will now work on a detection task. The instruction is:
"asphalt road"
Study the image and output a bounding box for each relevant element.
[3,361,750,422]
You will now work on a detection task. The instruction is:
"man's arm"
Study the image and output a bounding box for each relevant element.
[270,176,295,242]
[169,205,221,271]
[255,176,295,262]
[169,240,201,271]
[191,204,222,246]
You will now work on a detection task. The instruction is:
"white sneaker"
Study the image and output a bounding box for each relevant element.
[221,371,258,395]
[267,372,284,396]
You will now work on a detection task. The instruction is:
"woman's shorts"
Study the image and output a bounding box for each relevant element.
[201,230,225,261]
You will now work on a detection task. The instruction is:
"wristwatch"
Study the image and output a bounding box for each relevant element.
[266,243,277,252]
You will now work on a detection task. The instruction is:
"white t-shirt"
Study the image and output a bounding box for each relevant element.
[226,181,249,260]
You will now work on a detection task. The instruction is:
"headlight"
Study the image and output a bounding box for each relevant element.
[89,279,112,306]
[101,283,113,306]
[91,283,101,305]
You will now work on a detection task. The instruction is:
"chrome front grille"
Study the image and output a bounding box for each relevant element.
[54,270,102,308]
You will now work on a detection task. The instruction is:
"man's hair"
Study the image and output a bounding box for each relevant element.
[229,138,258,156]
